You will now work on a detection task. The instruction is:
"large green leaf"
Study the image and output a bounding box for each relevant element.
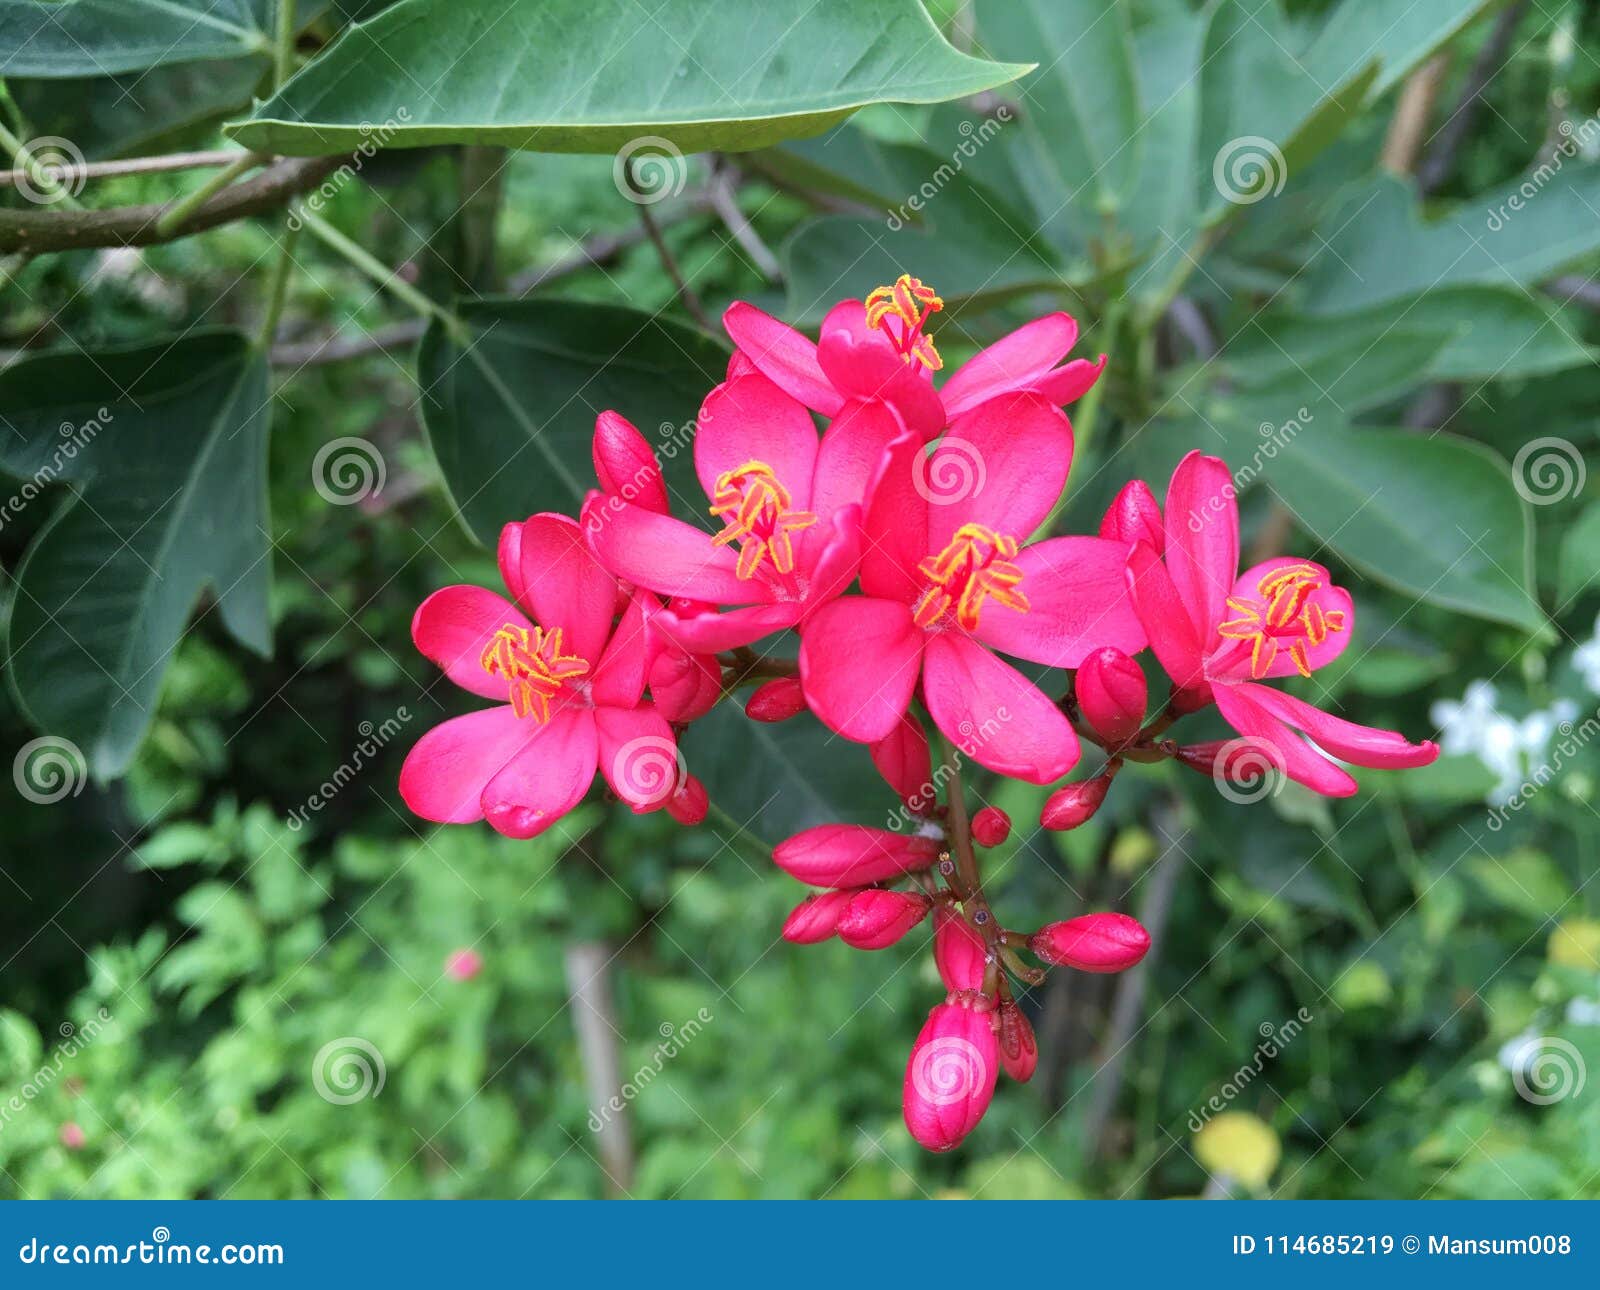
[417,299,727,547]
[1304,169,1600,314]
[0,332,272,778]
[0,1,273,77]
[226,0,1031,155]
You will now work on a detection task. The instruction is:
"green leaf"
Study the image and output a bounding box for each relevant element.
[1558,502,1600,605]
[417,299,726,547]
[1304,169,1600,314]
[0,332,272,778]
[226,0,1031,155]
[0,1,273,77]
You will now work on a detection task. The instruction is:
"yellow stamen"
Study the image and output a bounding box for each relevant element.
[913,522,1029,632]
[708,460,817,581]
[865,273,944,371]
[1215,564,1346,679]
[480,624,589,722]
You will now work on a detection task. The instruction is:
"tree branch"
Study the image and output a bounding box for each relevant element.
[0,149,269,187]
[0,156,343,253]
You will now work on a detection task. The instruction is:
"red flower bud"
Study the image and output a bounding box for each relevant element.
[444,947,483,982]
[903,996,999,1153]
[997,997,1038,1083]
[1099,479,1163,552]
[1030,912,1151,972]
[838,889,931,950]
[666,774,709,826]
[649,646,721,723]
[773,825,940,888]
[1040,774,1112,831]
[592,410,669,514]
[59,1122,86,1151]
[745,676,808,723]
[933,907,989,993]
[1076,647,1147,745]
[970,806,1011,847]
[782,890,854,944]
[869,712,933,812]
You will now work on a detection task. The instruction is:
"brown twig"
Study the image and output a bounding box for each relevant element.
[1380,54,1451,177]
[1417,1,1529,195]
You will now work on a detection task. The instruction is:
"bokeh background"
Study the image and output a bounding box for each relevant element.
[3,0,1600,1198]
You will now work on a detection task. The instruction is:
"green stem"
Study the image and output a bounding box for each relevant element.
[273,0,297,88]
[293,207,463,336]
[0,120,82,210]
[155,154,263,235]
[257,223,301,350]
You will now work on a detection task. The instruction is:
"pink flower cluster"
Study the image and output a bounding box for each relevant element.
[398,275,1438,1152]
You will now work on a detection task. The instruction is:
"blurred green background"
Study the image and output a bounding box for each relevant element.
[3,0,1600,1198]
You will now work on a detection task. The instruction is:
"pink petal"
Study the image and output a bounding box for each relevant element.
[1036,355,1107,407]
[722,300,843,416]
[799,597,925,743]
[773,824,939,887]
[818,324,944,439]
[939,312,1079,419]
[922,633,1079,785]
[694,372,819,510]
[870,710,934,811]
[497,521,530,613]
[647,644,721,723]
[594,705,682,811]
[1212,683,1358,797]
[411,585,529,701]
[590,589,652,708]
[593,410,669,514]
[925,393,1074,557]
[800,504,864,616]
[1235,682,1439,770]
[655,601,801,654]
[1163,450,1238,645]
[809,398,909,523]
[860,430,931,604]
[1126,541,1205,692]
[514,513,618,664]
[582,493,759,606]
[974,536,1147,667]
[479,707,600,837]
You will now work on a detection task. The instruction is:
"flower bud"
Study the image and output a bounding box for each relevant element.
[1030,912,1151,973]
[933,907,988,993]
[903,997,999,1153]
[666,774,709,826]
[59,1122,86,1151]
[649,646,721,723]
[773,825,940,888]
[870,713,933,812]
[1040,774,1112,830]
[970,806,1011,848]
[1076,647,1147,745]
[1174,740,1229,776]
[997,997,1037,1083]
[593,410,670,514]
[444,947,483,982]
[1099,479,1163,552]
[745,676,808,723]
[838,889,931,950]
[782,890,854,944]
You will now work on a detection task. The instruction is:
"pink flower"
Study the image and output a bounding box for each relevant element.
[1075,646,1148,745]
[725,275,1104,439]
[782,890,855,943]
[772,824,940,888]
[933,907,989,993]
[583,370,881,654]
[837,889,931,949]
[59,1122,86,1151]
[745,676,808,723]
[869,711,933,811]
[1040,773,1113,831]
[800,392,1146,784]
[902,994,999,1152]
[1125,450,1439,796]
[444,947,483,981]
[1030,912,1150,972]
[399,513,678,838]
